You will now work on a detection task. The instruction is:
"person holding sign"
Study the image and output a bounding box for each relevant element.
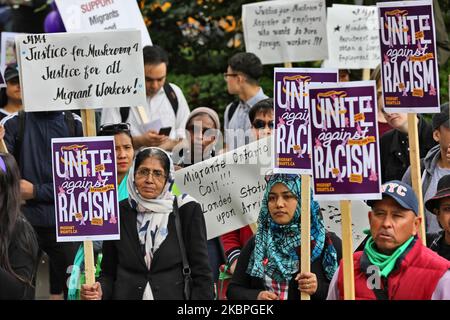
[0,153,39,299]
[101,45,190,152]
[221,98,275,275]
[223,52,268,151]
[380,108,435,182]
[327,180,450,300]
[81,147,214,300]
[402,103,450,234]
[0,64,22,121]
[172,107,226,283]
[425,175,450,260]
[227,174,341,300]
[1,108,83,299]
[98,123,134,201]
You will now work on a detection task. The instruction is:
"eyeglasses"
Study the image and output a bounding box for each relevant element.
[223,73,239,80]
[186,125,216,137]
[99,123,131,134]
[253,119,274,129]
[135,167,166,181]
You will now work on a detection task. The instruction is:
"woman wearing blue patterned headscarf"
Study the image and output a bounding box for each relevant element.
[227,174,342,300]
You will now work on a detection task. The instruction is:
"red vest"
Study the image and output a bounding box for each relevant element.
[338,240,450,300]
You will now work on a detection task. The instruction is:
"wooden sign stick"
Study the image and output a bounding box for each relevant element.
[407,114,426,245]
[362,68,371,81]
[300,175,311,300]
[340,200,355,300]
[81,109,97,286]
[0,139,8,153]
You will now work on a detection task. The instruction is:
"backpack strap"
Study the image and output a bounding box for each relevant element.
[64,111,76,137]
[14,110,26,166]
[173,197,192,300]
[227,100,240,123]
[163,83,178,116]
[119,107,130,123]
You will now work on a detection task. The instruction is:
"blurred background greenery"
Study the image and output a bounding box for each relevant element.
[139,0,449,123]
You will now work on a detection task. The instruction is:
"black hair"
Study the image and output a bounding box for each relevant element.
[143,45,169,67]
[249,98,274,123]
[134,148,171,179]
[228,52,263,85]
[0,153,38,285]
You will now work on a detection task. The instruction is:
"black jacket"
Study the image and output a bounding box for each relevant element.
[227,233,342,300]
[380,116,436,183]
[1,112,83,227]
[100,200,214,300]
[427,231,450,261]
[0,218,39,300]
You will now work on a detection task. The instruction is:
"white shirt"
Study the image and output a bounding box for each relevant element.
[100,83,190,140]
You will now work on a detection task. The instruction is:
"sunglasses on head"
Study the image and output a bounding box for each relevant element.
[99,123,131,134]
[253,119,274,129]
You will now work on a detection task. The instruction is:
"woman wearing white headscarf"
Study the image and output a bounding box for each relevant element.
[80,147,214,300]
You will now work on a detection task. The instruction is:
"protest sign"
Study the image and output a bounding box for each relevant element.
[1,32,20,73]
[274,68,338,174]
[323,5,380,69]
[309,81,382,201]
[174,136,368,248]
[15,30,146,112]
[174,137,273,240]
[377,0,439,113]
[52,136,120,242]
[242,0,327,64]
[55,0,152,46]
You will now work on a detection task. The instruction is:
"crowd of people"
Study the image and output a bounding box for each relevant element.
[0,43,450,301]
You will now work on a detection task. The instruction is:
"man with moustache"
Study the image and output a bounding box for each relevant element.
[327,180,450,300]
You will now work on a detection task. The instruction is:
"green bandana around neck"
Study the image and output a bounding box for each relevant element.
[364,235,415,278]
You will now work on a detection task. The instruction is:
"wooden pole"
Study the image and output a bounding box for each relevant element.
[407,114,426,245]
[137,106,149,124]
[340,200,355,300]
[81,109,97,286]
[300,175,311,300]
[284,62,293,68]
[248,222,258,234]
[0,139,7,153]
[362,68,371,81]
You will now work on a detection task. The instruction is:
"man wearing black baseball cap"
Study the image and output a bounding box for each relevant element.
[0,63,22,122]
[425,174,450,260]
[327,180,450,300]
[402,102,450,234]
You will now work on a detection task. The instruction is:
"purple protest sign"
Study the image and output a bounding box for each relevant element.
[378,0,439,113]
[309,81,382,201]
[274,68,337,174]
[52,136,120,242]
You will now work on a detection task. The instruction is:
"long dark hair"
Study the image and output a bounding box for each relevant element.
[0,153,37,284]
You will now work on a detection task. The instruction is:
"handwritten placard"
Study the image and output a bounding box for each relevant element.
[274,67,337,174]
[377,0,439,113]
[51,136,120,242]
[174,136,368,248]
[16,30,146,112]
[323,4,380,69]
[309,81,382,201]
[242,0,328,64]
[55,0,152,46]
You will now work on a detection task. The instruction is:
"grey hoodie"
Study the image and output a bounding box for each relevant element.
[402,144,443,233]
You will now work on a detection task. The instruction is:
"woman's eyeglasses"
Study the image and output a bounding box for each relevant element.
[253,119,274,129]
[99,123,131,134]
[223,73,239,80]
[135,168,166,181]
[186,125,216,137]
